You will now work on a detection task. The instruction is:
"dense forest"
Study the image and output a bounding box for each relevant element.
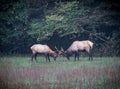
[0,0,120,56]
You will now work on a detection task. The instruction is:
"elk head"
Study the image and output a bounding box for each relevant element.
[54,46,65,55]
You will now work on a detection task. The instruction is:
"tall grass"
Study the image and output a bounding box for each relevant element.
[0,56,120,89]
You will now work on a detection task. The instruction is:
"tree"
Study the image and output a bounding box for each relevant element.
[0,0,33,54]
[28,0,120,56]
[0,0,120,56]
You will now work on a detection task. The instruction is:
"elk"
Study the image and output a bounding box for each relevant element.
[61,40,94,61]
[30,44,58,62]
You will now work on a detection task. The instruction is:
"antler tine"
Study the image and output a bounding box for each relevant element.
[61,47,64,51]
[55,46,59,51]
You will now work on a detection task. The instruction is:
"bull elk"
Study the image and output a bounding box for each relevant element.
[30,44,58,62]
[61,40,94,61]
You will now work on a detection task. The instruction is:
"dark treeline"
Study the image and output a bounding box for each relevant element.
[0,0,120,56]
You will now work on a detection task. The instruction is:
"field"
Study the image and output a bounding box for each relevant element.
[0,56,120,89]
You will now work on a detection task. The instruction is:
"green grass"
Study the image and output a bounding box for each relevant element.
[0,56,120,89]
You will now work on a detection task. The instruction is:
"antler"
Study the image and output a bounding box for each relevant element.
[55,46,59,51]
[61,47,64,52]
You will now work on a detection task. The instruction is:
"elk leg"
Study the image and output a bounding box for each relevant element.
[45,54,48,62]
[74,53,77,61]
[66,55,70,60]
[89,53,91,61]
[75,52,79,61]
[86,51,90,61]
[53,56,56,61]
[86,50,91,61]
[47,54,50,62]
[77,53,79,61]
[32,54,35,62]
[88,52,93,61]
[34,53,37,62]
[86,50,90,61]
[90,50,93,61]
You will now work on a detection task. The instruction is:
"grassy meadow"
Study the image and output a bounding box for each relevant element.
[0,56,120,89]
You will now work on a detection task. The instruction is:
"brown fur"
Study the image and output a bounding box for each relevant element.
[64,40,93,61]
[30,44,57,62]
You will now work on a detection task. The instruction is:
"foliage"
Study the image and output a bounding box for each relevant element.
[0,0,33,54]
[0,0,120,55]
